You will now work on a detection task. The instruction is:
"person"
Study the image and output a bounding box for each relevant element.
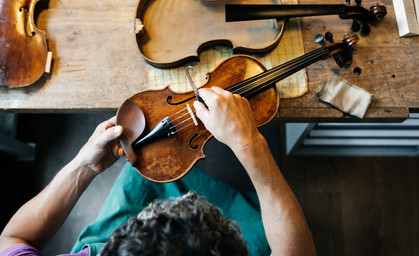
[0,87,316,256]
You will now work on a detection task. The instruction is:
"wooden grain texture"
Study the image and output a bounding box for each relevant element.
[0,0,48,87]
[0,0,148,111]
[277,123,419,255]
[279,0,419,121]
[0,0,417,123]
[279,144,419,255]
[136,0,284,67]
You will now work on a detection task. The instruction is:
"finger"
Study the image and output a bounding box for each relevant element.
[193,101,210,124]
[101,116,117,130]
[118,147,125,158]
[198,87,219,103]
[92,116,117,136]
[111,142,124,159]
[95,125,123,148]
[210,86,230,96]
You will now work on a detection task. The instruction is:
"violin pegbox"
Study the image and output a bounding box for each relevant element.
[339,34,359,67]
[316,32,359,68]
[343,0,387,35]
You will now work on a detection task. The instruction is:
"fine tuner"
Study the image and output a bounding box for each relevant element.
[225,0,387,35]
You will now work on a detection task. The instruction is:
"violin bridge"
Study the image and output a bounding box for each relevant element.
[186,103,198,126]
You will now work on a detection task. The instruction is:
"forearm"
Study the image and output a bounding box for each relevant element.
[232,134,315,256]
[0,157,96,250]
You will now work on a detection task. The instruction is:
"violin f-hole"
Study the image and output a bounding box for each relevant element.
[19,6,37,37]
[189,130,208,150]
[166,95,195,105]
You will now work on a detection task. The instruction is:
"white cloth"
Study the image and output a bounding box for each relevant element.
[317,72,372,118]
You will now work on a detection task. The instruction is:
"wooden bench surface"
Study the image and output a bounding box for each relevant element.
[0,0,417,122]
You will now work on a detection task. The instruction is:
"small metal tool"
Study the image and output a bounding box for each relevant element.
[185,66,207,108]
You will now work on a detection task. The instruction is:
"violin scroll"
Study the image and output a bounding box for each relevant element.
[320,32,359,67]
[337,33,359,67]
[342,34,359,48]
[369,3,387,21]
[342,0,387,34]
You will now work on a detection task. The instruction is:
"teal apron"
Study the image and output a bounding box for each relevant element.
[71,163,270,255]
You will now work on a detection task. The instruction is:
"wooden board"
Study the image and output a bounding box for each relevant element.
[136,0,284,67]
[278,0,419,121]
[0,0,418,123]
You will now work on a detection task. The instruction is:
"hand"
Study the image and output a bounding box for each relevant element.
[193,86,262,151]
[76,116,124,175]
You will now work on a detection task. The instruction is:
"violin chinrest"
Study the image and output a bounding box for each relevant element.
[116,98,147,165]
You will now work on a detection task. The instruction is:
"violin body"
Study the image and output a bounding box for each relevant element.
[135,0,284,68]
[116,55,279,182]
[117,34,358,183]
[0,0,48,87]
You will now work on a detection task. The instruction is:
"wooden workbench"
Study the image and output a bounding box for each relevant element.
[1,0,418,122]
[281,0,419,122]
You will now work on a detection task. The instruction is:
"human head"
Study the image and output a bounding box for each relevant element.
[101,191,249,255]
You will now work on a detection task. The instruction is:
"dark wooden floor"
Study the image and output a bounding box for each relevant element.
[279,145,419,255]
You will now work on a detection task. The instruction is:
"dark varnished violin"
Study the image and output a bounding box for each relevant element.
[225,0,387,34]
[0,0,48,87]
[116,33,359,183]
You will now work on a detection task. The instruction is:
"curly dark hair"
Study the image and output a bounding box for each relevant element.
[101,191,249,256]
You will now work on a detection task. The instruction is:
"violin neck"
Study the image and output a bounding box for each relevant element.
[226,4,346,21]
[225,4,369,21]
[226,47,330,98]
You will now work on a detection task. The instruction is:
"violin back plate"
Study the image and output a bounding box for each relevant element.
[136,0,284,68]
[0,0,48,87]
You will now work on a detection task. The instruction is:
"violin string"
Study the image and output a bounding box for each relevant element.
[231,48,329,97]
[240,51,328,97]
[243,48,329,95]
[169,110,190,123]
[173,121,195,133]
[225,47,326,95]
[230,48,327,96]
[171,116,194,129]
[162,47,329,134]
[168,107,189,119]
[168,108,198,133]
[227,48,324,93]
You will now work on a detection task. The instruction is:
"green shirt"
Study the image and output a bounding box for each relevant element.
[71,163,270,255]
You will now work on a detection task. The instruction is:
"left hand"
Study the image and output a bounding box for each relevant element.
[76,116,124,175]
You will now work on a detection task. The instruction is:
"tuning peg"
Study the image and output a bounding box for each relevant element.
[361,23,371,34]
[355,0,362,5]
[314,34,326,46]
[324,32,345,67]
[351,20,361,32]
[345,0,350,4]
[325,32,334,43]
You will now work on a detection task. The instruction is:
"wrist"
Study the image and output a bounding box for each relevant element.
[230,132,268,157]
[69,157,99,180]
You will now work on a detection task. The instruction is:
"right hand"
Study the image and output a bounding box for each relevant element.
[193,86,262,151]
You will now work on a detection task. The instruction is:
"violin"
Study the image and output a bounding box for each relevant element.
[0,0,48,87]
[135,0,285,68]
[225,1,387,34]
[116,33,359,183]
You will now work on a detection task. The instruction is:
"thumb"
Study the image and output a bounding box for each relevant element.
[96,125,123,148]
[193,101,210,125]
